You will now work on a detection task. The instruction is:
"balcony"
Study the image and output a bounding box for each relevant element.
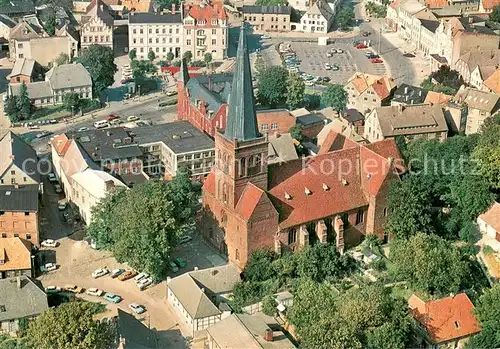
[196,43,207,49]
[196,33,206,38]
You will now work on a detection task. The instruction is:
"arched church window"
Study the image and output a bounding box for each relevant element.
[288,228,297,245]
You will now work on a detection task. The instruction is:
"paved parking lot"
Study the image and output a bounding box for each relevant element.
[290,40,387,84]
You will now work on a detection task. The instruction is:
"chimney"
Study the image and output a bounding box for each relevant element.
[172,3,175,14]
[264,328,273,342]
[17,276,21,289]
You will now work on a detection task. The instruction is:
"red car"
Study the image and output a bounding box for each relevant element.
[107,114,120,121]
[371,58,383,63]
[356,43,367,49]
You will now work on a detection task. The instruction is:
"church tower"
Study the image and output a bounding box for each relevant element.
[213,25,269,210]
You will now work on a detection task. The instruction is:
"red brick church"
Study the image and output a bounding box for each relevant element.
[199,26,405,269]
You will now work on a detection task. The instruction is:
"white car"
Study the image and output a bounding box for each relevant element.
[137,278,153,291]
[337,48,344,53]
[129,303,146,314]
[326,52,333,57]
[92,268,109,279]
[45,286,61,293]
[127,115,139,122]
[324,63,332,70]
[86,288,104,297]
[41,239,58,248]
[48,173,58,183]
[45,263,57,271]
[305,81,315,86]
[78,127,90,132]
[261,34,270,39]
[134,272,148,282]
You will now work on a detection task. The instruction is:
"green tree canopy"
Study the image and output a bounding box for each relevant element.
[472,114,500,189]
[389,232,470,295]
[128,49,137,61]
[254,55,266,74]
[88,169,200,280]
[466,284,500,348]
[335,7,354,30]
[17,82,32,120]
[26,302,114,349]
[43,9,56,36]
[4,95,21,122]
[257,65,289,107]
[53,52,70,66]
[261,294,278,316]
[204,52,212,65]
[62,93,81,114]
[155,0,178,10]
[148,50,155,61]
[242,249,278,282]
[183,50,193,64]
[321,84,348,112]
[286,73,305,110]
[166,52,174,61]
[421,65,464,95]
[76,45,117,94]
[489,5,500,22]
[289,124,304,142]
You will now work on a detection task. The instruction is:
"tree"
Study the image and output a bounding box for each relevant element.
[76,45,117,94]
[466,284,500,348]
[54,52,69,66]
[182,50,193,64]
[166,52,174,61]
[17,82,32,120]
[489,5,500,22]
[26,302,114,349]
[389,232,470,295]
[289,124,304,142]
[256,0,286,5]
[204,52,212,68]
[257,66,289,107]
[336,7,354,30]
[262,294,278,316]
[63,93,81,114]
[286,73,305,110]
[88,170,200,281]
[321,84,348,112]
[473,115,500,189]
[4,95,21,122]
[421,65,464,95]
[128,49,137,61]
[242,249,277,282]
[131,59,157,80]
[154,0,178,10]
[254,56,266,74]
[44,9,56,36]
[148,50,156,61]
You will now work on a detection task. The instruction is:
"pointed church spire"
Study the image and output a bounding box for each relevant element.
[224,24,260,141]
[179,58,189,84]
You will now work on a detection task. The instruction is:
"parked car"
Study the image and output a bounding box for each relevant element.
[336,48,344,53]
[179,235,192,244]
[104,293,122,303]
[127,115,139,122]
[371,58,383,63]
[324,63,332,70]
[45,286,61,293]
[44,263,57,272]
[261,34,270,39]
[332,65,340,71]
[326,51,333,57]
[78,127,90,132]
[53,183,63,193]
[134,272,148,282]
[165,90,177,97]
[129,303,146,314]
[137,278,153,291]
[322,76,331,82]
[41,239,58,248]
[58,200,68,211]
[110,268,125,278]
[174,258,186,268]
[362,31,371,36]
[170,261,179,272]
[48,173,58,183]
[107,114,120,121]
[92,268,109,279]
[64,285,84,294]
[118,270,137,281]
[86,288,104,296]
[305,81,315,86]
[356,43,367,49]
[36,131,51,138]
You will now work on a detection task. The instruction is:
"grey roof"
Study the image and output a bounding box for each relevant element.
[0,14,16,28]
[82,0,113,27]
[0,185,39,212]
[0,0,34,16]
[9,58,35,78]
[224,25,260,141]
[0,131,40,183]
[128,12,182,24]
[0,276,48,322]
[130,121,214,154]
[10,81,52,99]
[67,127,143,162]
[117,309,157,349]
[392,84,428,105]
[344,108,365,123]
[454,86,500,113]
[242,5,292,14]
[420,19,440,33]
[430,54,448,64]
[305,0,334,21]
[168,264,240,319]
[46,63,92,90]
[268,133,299,165]
[186,73,232,114]
[373,104,448,137]
[296,113,325,126]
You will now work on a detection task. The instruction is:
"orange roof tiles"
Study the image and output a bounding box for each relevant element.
[51,134,71,156]
[409,293,480,344]
[318,131,359,155]
[365,139,406,173]
[482,0,500,10]
[483,68,500,94]
[424,91,453,105]
[478,202,500,233]
[256,109,296,135]
[187,1,228,23]
[0,238,32,272]
[425,0,448,8]
[236,183,267,220]
[348,73,395,100]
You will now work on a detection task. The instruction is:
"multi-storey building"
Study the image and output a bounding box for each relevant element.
[80,0,114,50]
[0,132,40,189]
[199,27,405,269]
[345,73,396,114]
[128,11,183,61]
[300,0,336,34]
[242,5,292,32]
[183,1,228,60]
[454,86,500,135]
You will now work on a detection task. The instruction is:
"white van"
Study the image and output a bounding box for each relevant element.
[93,120,109,129]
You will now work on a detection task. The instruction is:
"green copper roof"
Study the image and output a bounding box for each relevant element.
[224,25,260,141]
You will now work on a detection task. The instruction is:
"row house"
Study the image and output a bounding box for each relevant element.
[242,5,292,32]
[199,28,405,269]
[454,86,500,135]
[454,49,500,86]
[80,0,114,50]
[300,0,336,34]
[344,72,396,114]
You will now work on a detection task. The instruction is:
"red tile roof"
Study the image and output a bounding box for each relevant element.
[409,294,480,344]
[365,139,406,173]
[50,134,71,156]
[390,0,401,9]
[236,183,266,220]
[482,0,500,10]
[187,1,228,23]
[425,0,448,8]
[483,68,500,94]
[478,201,500,233]
[318,131,359,155]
